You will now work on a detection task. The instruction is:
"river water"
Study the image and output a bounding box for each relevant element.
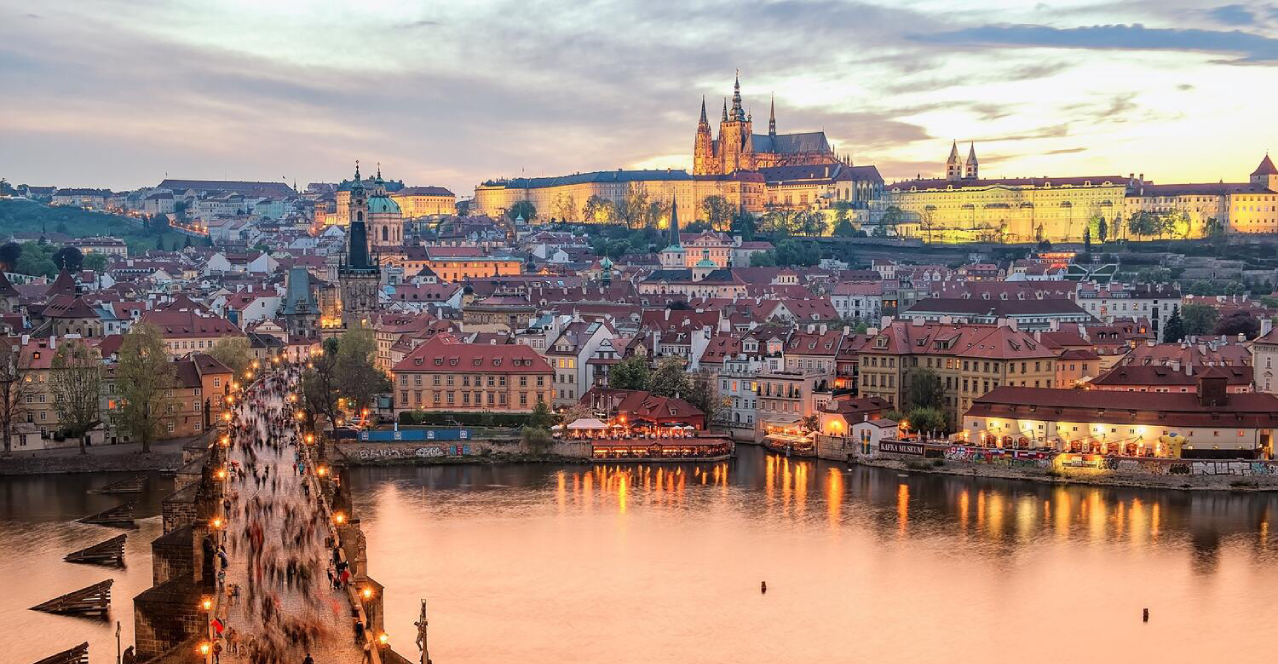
[2,448,1276,663]
[348,447,1278,664]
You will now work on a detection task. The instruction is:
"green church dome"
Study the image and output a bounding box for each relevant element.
[368,195,401,214]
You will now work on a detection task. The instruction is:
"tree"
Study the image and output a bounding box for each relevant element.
[553,193,578,222]
[529,400,554,429]
[906,407,946,436]
[1083,227,1092,253]
[52,246,84,273]
[0,339,34,455]
[1215,311,1260,339]
[649,357,690,398]
[582,195,613,224]
[115,323,175,453]
[301,337,341,428]
[51,339,102,455]
[335,325,390,416]
[832,219,857,237]
[0,242,21,271]
[1097,218,1108,243]
[907,368,944,411]
[84,252,108,273]
[208,336,252,378]
[731,211,757,241]
[521,424,553,453]
[155,235,166,251]
[1162,305,1185,343]
[800,414,821,433]
[1181,304,1220,337]
[700,196,733,232]
[609,355,651,391]
[686,372,723,428]
[506,200,536,223]
[749,251,777,267]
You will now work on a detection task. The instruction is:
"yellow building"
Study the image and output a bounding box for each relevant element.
[858,321,1058,426]
[399,246,522,282]
[473,169,765,223]
[391,186,456,218]
[1126,155,1278,235]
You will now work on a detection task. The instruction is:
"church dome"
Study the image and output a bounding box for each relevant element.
[600,257,614,269]
[695,257,717,268]
[367,195,401,214]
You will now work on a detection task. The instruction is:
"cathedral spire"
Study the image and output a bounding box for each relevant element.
[669,198,680,247]
[722,98,728,122]
[965,142,979,179]
[699,96,708,126]
[730,69,745,121]
[946,140,963,181]
[352,160,364,192]
[768,94,776,137]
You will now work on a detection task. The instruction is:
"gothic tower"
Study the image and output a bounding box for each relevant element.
[1251,153,1278,191]
[693,97,716,176]
[946,140,964,181]
[717,71,755,174]
[965,142,979,180]
[768,94,776,138]
[338,161,382,329]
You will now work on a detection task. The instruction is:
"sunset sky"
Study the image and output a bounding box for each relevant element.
[2,0,1277,195]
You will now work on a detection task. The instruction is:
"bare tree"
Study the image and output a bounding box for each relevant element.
[0,339,34,455]
[52,339,102,455]
[115,323,176,453]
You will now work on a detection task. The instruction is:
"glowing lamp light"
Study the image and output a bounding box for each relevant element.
[251,360,260,369]
[361,586,374,601]
[216,468,227,480]
[305,433,315,444]
[377,633,389,646]
[296,412,305,421]
[223,412,232,422]
[333,512,347,525]
[210,517,223,529]
[200,596,213,611]
[317,465,329,477]
[220,436,230,447]
[198,642,212,656]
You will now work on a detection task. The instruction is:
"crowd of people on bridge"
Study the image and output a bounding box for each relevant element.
[211,365,361,664]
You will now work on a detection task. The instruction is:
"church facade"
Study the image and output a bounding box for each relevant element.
[693,74,840,176]
[337,163,383,328]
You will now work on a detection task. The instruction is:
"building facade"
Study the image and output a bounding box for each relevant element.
[390,335,555,414]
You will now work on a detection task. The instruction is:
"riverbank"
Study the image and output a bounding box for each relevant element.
[0,439,190,475]
[333,440,591,466]
[856,456,1278,492]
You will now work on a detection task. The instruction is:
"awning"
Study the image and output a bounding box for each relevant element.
[567,418,609,430]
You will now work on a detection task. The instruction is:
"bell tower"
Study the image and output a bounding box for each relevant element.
[717,71,754,174]
[693,97,716,176]
[946,141,963,181]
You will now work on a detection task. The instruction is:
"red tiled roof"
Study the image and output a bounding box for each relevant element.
[391,335,551,374]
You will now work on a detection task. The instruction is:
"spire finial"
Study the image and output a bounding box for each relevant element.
[354,159,361,180]
[699,96,708,125]
[722,98,728,122]
[768,94,776,137]
[376,161,382,179]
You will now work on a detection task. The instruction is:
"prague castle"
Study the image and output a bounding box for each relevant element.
[693,73,840,175]
[473,73,869,222]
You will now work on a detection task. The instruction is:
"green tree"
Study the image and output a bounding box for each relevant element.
[731,211,757,241]
[115,323,175,453]
[506,200,536,222]
[906,407,947,436]
[700,195,733,232]
[83,253,108,273]
[51,339,102,455]
[529,400,554,429]
[1181,304,1220,336]
[1162,305,1185,343]
[0,242,21,271]
[1083,227,1091,253]
[649,357,690,397]
[208,336,252,378]
[749,251,777,267]
[521,424,553,453]
[832,219,857,237]
[907,368,944,411]
[608,355,651,391]
[335,325,390,416]
[1097,218,1108,243]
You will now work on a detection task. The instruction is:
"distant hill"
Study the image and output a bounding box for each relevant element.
[0,198,187,255]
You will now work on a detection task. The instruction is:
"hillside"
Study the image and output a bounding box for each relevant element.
[0,198,189,255]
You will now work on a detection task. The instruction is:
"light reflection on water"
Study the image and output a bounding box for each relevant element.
[349,447,1278,664]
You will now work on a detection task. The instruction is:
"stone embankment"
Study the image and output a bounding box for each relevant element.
[858,456,1278,492]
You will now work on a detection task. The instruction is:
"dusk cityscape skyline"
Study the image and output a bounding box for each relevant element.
[4,1,1278,193]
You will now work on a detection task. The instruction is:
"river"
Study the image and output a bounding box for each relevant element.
[1,448,1276,663]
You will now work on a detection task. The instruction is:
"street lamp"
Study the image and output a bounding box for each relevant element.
[378,633,389,647]
[361,586,374,601]
[210,517,223,530]
[333,511,347,525]
[200,595,213,611]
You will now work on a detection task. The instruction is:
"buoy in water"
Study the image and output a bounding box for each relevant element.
[1143,608,1149,622]
[761,581,767,594]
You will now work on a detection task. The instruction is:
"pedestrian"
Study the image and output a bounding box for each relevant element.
[303,653,314,664]
[122,646,137,664]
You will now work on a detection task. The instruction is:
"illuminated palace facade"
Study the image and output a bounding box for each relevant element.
[473,74,849,223]
[881,141,1135,244]
[881,145,1278,243]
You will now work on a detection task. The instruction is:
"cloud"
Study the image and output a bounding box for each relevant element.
[914,22,1278,63]
[1207,5,1255,25]
[978,124,1071,142]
